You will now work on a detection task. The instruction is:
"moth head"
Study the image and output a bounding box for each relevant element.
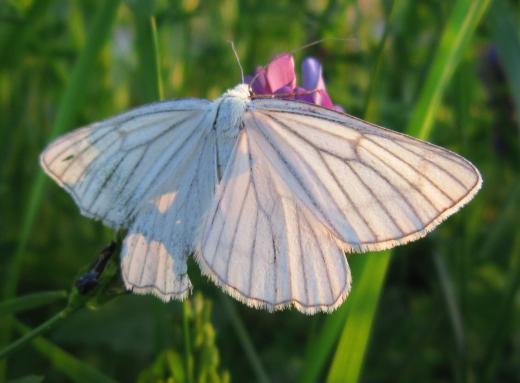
[224,84,251,100]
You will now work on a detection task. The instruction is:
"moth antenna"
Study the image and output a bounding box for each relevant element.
[228,40,244,84]
[290,37,358,54]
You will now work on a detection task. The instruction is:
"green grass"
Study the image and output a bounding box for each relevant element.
[0,1,120,379]
[0,0,518,381]
[325,1,491,381]
[14,320,116,383]
[0,291,67,316]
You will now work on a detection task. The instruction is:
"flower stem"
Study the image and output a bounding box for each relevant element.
[221,296,270,383]
[182,300,194,383]
[0,307,77,359]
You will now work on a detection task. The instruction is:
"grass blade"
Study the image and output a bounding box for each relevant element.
[0,0,52,71]
[0,1,121,377]
[12,321,116,383]
[408,0,492,139]
[326,1,491,381]
[221,296,270,383]
[483,233,520,381]
[133,10,197,383]
[150,16,164,101]
[130,3,163,103]
[477,179,520,259]
[299,5,399,379]
[326,253,390,383]
[299,303,349,383]
[0,291,67,316]
[488,0,520,132]
[433,252,466,356]
[0,309,71,359]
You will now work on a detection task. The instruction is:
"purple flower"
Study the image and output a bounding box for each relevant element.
[245,53,344,112]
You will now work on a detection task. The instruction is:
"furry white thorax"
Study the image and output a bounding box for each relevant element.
[222,83,251,99]
[212,84,251,179]
[214,83,251,138]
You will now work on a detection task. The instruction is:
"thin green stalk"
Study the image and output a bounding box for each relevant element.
[488,0,520,133]
[139,11,197,382]
[300,4,397,381]
[131,3,162,104]
[361,0,396,120]
[0,291,68,316]
[142,14,196,383]
[326,253,390,383]
[299,303,349,383]
[135,11,196,383]
[13,321,116,383]
[183,301,194,383]
[0,2,120,378]
[150,16,164,101]
[408,0,491,139]
[326,1,491,382]
[0,308,76,359]
[433,252,466,374]
[0,0,52,70]
[221,296,270,383]
[483,234,520,382]
[477,178,520,260]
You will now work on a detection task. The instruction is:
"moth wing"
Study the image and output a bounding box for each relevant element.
[246,99,482,251]
[196,130,351,314]
[40,99,213,228]
[41,99,217,300]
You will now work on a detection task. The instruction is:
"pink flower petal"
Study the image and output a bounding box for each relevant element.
[265,53,296,93]
[317,89,334,109]
[246,53,344,112]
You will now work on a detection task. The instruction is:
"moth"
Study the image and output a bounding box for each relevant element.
[40,54,481,314]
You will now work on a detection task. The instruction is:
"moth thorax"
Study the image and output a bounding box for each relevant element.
[223,83,250,99]
[215,93,249,139]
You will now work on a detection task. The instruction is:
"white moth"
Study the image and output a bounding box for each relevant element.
[40,83,481,314]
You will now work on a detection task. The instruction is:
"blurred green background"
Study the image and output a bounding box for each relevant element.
[1,0,519,382]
